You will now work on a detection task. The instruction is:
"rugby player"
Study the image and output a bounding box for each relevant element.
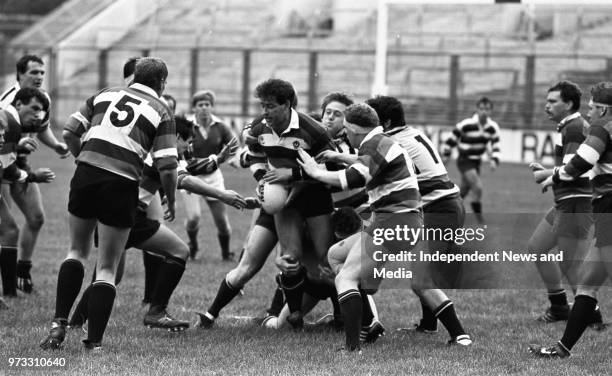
[531,82,612,358]
[442,97,500,223]
[40,57,178,351]
[528,81,603,327]
[181,90,238,261]
[0,54,69,294]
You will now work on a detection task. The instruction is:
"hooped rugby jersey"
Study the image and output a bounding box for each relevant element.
[0,108,31,183]
[138,155,189,211]
[329,132,368,210]
[340,127,420,213]
[243,109,335,183]
[552,112,592,202]
[443,113,500,162]
[554,117,612,199]
[64,83,177,181]
[386,126,459,207]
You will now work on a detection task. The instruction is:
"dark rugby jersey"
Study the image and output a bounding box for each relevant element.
[552,112,592,202]
[554,117,612,199]
[443,114,500,162]
[340,127,420,213]
[244,109,334,183]
[64,83,177,181]
[186,114,235,159]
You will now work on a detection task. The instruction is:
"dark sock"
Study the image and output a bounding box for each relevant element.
[87,281,116,344]
[54,259,85,320]
[360,290,374,327]
[70,285,91,326]
[331,294,342,322]
[267,285,285,316]
[471,201,482,213]
[279,268,306,313]
[218,234,231,259]
[208,277,241,318]
[187,228,198,249]
[560,295,597,351]
[338,289,362,351]
[149,256,186,313]
[434,300,466,338]
[16,259,32,278]
[143,252,164,303]
[419,297,438,330]
[548,289,568,306]
[0,246,17,296]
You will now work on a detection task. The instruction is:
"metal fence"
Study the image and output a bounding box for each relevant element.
[3,44,612,130]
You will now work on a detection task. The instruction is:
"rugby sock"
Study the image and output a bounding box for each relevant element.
[360,289,374,327]
[54,259,85,320]
[0,246,17,296]
[207,277,241,318]
[143,251,164,304]
[419,298,438,331]
[331,294,342,324]
[471,202,484,223]
[548,289,568,307]
[267,285,285,316]
[279,268,306,313]
[86,281,116,344]
[218,234,231,260]
[560,295,597,351]
[16,259,32,278]
[338,289,362,351]
[434,300,466,339]
[70,285,91,326]
[187,228,199,258]
[149,256,186,314]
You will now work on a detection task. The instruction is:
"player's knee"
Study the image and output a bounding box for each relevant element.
[27,212,45,231]
[186,216,200,229]
[218,223,231,237]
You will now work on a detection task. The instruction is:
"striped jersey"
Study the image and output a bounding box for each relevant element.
[553,117,612,199]
[339,127,420,213]
[552,112,591,202]
[443,114,501,162]
[244,109,335,183]
[0,83,51,130]
[0,108,29,183]
[386,126,460,207]
[329,133,368,210]
[64,83,178,181]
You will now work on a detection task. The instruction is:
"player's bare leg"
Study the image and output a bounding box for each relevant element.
[463,169,484,222]
[182,191,201,259]
[206,199,233,260]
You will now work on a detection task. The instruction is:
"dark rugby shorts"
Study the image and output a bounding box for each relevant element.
[593,194,612,247]
[287,183,334,218]
[68,163,139,228]
[457,157,481,175]
[552,197,593,240]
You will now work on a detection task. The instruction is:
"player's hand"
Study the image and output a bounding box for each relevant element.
[318,263,335,282]
[262,168,292,184]
[540,175,554,193]
[244,197,261,209]
[219,190,247,209]
[31,168,55,183]
[18,137,38,152]
[164,200,176,221]
[217,137,239,164]
[533,169,553,184]
[315,150,341,163]
[227,155,240,169]
[55,142,71,159]
[297,148,320,178]
[275,254,300,274]
[529,162,545,172]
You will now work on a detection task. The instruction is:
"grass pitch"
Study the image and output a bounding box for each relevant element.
[1,147,611,376]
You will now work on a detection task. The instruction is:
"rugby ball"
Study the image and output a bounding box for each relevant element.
[257,182,289,214]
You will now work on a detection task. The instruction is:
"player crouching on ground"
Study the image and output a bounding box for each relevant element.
[297,103,423,352]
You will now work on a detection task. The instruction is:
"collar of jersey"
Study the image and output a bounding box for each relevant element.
[129,83,159,98]
[360,126,384,147]
[264,108,299,135]
[5,104,20,125]
[558,112,581,129]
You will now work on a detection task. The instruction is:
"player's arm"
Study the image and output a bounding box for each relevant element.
[442,123,462,159]
[298,148,369,189]
[62,95,95,157]
[37,127,69,157]
[486,122,501,168]
[177,165,246,209]
[152,115,179,220]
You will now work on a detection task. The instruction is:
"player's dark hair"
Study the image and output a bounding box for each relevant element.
[134,57,168,93]
[12,87,49,111]
[476,96,493,109]
[548,81,582,112]
[162,93,176,112]
[255,79,297,107]
[123,57,140,80]
[591,82,612,107]
[174,115,193,141]
[365,95,405,131]
[307,111,322,122]
[344,103,379,129]
[321,92,353,115]
[331,207,362,238]
[15,54,43,80]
